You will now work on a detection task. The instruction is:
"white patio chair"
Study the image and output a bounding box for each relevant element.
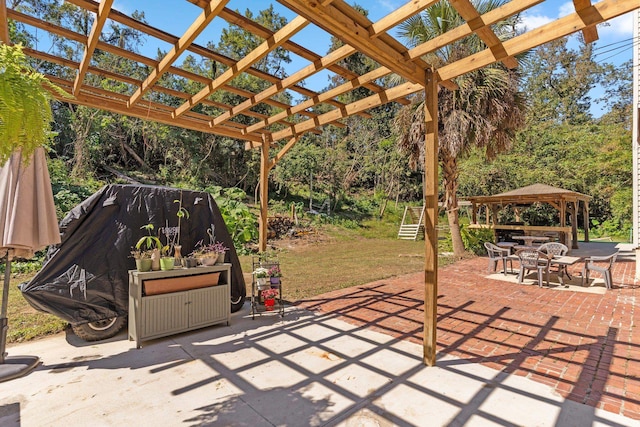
[581,252,618,289]
[484,242,513,275]
[516,248,550,287]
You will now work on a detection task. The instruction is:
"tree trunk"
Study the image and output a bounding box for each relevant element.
[442,153,465,257]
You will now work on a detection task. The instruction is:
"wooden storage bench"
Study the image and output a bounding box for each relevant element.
[128,265,231,348]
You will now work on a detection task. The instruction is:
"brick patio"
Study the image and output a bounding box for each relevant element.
[296,254,640,420]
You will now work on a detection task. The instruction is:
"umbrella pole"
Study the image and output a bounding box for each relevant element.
[1,250,12,362]
[0,250,40,382]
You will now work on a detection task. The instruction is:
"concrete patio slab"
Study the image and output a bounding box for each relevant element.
[1,304,637,426]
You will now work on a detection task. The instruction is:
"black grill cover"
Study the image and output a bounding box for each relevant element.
[20,184,245,324]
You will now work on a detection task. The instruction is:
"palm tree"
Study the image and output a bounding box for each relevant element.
[394,0,527,257]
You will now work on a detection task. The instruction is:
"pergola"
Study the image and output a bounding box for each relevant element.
[1,0,637,366]
[466,183,591,250]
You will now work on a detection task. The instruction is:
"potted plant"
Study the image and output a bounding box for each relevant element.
[268,265,282,284]
[253,267,269,289]
[172,196,189,264]
[130,249,152,272]
[261,288,279,311]
[159,245,175,271]
[136,224,163,271]
[211,241,228,264]
[190,240,228,266]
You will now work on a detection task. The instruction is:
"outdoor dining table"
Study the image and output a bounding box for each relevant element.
[548,255,582,286]
[511,235,550,247]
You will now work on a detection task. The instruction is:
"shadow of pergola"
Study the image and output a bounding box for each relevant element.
[18,257,637,425]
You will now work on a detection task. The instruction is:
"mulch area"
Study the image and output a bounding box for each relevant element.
[295,255,640,420]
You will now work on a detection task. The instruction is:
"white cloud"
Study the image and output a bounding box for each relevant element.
[558,2,575,18]
[597,12,634,37]
[518,14,554,32]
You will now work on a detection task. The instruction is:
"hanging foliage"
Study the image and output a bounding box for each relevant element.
[0,43,70,163]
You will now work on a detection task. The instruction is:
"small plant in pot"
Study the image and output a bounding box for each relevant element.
[253,267,269,289]
[210,241,228,264]
[159,245,175,271]
[268,265,282,284]
[190,240,228,266]
[131,248,153,272]
[261,288,279,311]
[135,224,163,271]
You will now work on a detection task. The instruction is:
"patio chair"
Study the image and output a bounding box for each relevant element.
[581,252,618,289]
[516,248,550,287]
[537,242,568,257]
[538,242,569,281]
[484,242,513,275]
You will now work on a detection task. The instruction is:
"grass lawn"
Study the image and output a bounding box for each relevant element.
[5,221,454,344]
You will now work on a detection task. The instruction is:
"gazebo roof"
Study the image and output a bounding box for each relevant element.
[467,184,591,205]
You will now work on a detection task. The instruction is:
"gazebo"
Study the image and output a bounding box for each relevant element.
[466,184,591,250]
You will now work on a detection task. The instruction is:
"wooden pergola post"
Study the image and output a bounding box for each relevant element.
[0,0,8,43]
[423,69,438,367]
[258,135,270,252]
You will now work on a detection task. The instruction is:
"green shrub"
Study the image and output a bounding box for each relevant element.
[460,225,494,255]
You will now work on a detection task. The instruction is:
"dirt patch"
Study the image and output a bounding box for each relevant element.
[268,229,333,250]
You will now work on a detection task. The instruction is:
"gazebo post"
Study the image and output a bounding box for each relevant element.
[471,203,477,224]
[571,200,579,249]
[423,69,438,367]
[583,201,590,242]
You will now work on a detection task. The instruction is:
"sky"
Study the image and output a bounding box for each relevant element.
[109,0,637,116]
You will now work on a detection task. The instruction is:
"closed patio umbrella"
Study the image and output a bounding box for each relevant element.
[0,147,60,382]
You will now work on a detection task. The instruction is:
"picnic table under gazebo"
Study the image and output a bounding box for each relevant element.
[466,184,591,250]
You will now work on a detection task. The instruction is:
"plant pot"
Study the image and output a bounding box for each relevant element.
[270,277,281,285]
[160,257,175,271]
[215,252,225,264]
[264,298,275,311]
[257,277,269,289]
[151,248,160,271]
[135,258,152,272]
[184,257,198,268]
[200,255,216,266]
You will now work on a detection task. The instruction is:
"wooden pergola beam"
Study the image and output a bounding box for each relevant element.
[66,0,361,117]
[573,0,599,43]
[369,0,438,36]
[280,0,426,84]
[407,0,544,61]
[128,0,228,107]
[270,81,423,142]
[73,0,113,96]
[213,5,405,105]
[9,9,309,130]
[173,16,308,119]
[211,44,354,127]
[437,0,636,82]
[448,0,518,68]
[244,66,392,135]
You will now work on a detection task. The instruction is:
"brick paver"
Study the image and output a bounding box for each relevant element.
[296,256,640,420]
